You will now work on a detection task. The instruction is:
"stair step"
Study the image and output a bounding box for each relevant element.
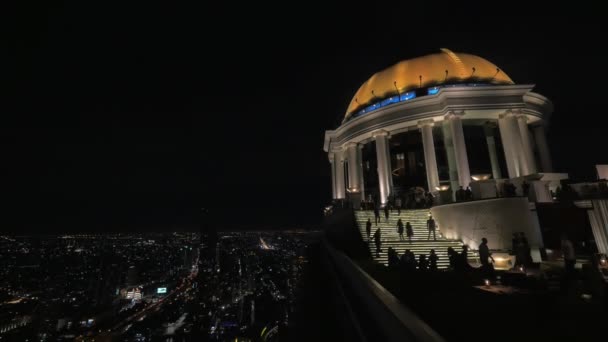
[355,209,475,268]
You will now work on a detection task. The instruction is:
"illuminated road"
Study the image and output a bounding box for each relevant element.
[77,258,199,341]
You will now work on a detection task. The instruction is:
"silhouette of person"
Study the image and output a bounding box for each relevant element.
[447,247,458,270]
[374,206,380,225]
[388,247,399,268]
[561,233,576,275]
[426,192,434,208]
[456,186,466,201]
[396,196,401,215]
[515,234,527,268]
[397,218,404,241]
[373,228,382,257]
[460,245,470,270]
[511,233,519,255]
[418,254,429,271]
[429,249,438,271]
[519,232,531,266]
[384,205,390,222]
[403,249,417,272]
[504,181,516,197]
[478,238,494,266]
[366,218,372,241]
[406,221,413,243]
[479,238,495,278]
[465,186,473,201]
[427,215,436,241]
[522,181,530,197]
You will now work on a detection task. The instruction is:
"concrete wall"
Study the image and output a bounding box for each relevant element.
[430,197,543,250]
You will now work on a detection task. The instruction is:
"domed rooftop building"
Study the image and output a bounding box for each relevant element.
[324,48,557,208]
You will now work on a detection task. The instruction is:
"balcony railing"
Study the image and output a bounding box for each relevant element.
[320,238,445,342]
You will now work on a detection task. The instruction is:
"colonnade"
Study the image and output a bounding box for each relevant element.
[330,110,553,206]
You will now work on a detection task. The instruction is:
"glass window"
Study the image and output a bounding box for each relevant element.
[400,91,416,101]
[380,96,399,107]
[427,87,440,95]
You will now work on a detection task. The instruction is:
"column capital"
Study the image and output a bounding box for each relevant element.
[499,110,513,119]
[445,110,465,119]
[372,130,390,138]
[516,114,528,123]
[418,119,435,128]
[345,141,359,148]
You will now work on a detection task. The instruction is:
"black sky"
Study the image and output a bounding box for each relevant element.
[5,4,607,231]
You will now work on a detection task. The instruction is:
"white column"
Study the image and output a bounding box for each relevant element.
[587,200,608,255]
[329,153,337,199]
[442,121,460,194]
[346,142,361,192]
[498,113,519,178]
[447,112,471,188]
[419,120,440,192]
[506,113,530,176]
[334,150,345,199]
[517,113,537,174]
[533,124,553,172]
[484,123,502,180]
[374,131,392,206]
[357,145,365,200]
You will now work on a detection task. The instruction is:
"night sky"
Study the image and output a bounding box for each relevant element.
[5,4,606,231]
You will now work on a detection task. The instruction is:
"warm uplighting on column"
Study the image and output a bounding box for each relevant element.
[471,174,491,181]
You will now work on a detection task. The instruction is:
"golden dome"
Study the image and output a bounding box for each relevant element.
[345,49,514,121]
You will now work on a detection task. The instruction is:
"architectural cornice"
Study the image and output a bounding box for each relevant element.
[324,84,551,152]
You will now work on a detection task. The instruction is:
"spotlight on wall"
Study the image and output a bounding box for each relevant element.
[435,185,450,191]
[471,174,491,181]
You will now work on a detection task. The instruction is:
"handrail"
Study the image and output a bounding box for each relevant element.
[321,238,445,342]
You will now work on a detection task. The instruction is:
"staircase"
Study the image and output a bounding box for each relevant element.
[355,209,477,269]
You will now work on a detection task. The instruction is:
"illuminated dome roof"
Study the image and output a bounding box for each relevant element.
[345,49,514,121]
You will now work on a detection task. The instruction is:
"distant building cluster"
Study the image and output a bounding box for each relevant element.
[0,231,317,341]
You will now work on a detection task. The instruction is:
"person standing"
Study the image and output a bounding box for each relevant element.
[460,245,471,271]
[373,228,382,257]
[406,221,413,243]
[427,215,436,241]
[425,192,434,208]
[366,218,372,241]
[374,206,380,225]
[395,196,402,215]
[455,186,466,201]
[384,205,390,222]
[447,247,457,270]
[522,181,530,197]
[561,233,576,275]
[397,218,404,241]
[479,238,495,278]
[511,233,519,255]
[418,254,429,271]
[465,186,473,201]
[429,249,438,271]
